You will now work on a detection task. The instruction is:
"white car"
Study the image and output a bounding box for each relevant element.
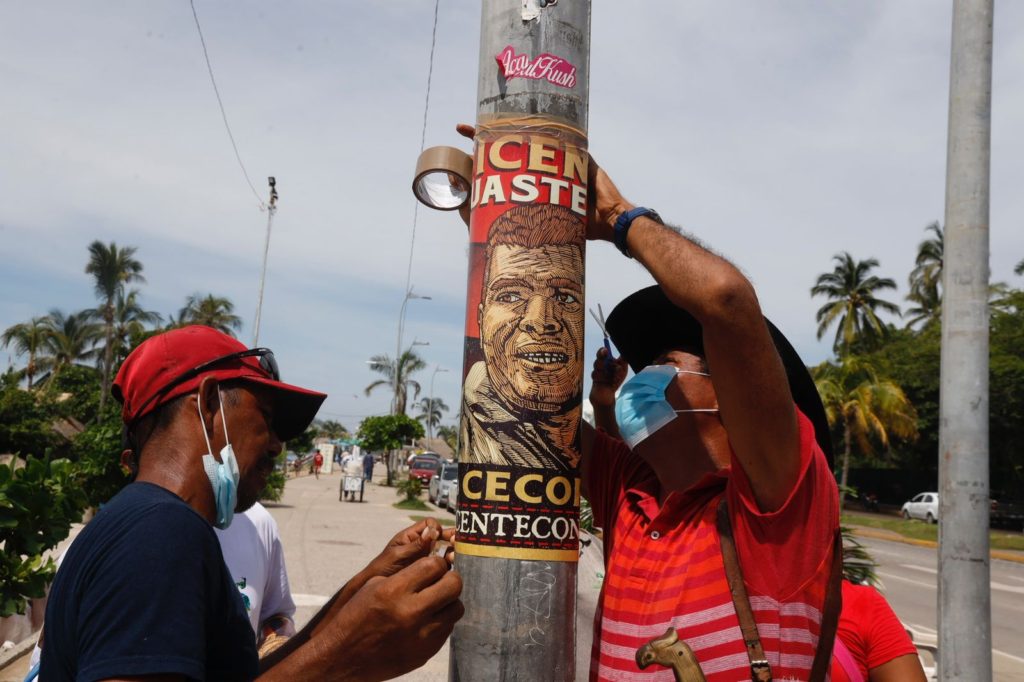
[428,461,458,506]
[446,477,459,514]
[902,492,939,523]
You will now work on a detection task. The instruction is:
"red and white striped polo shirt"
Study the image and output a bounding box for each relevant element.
[587,410,838,681]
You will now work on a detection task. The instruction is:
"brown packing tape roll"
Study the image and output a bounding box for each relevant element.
[413,145,474,210]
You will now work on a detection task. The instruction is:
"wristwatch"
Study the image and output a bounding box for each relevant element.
[613,207,662,258]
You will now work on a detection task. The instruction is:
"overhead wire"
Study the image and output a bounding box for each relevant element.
[401,0,441,298]
[189,0,267,210]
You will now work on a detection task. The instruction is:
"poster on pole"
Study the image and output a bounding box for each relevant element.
[456,122,587,562]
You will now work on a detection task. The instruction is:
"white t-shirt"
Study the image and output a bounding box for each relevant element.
[215,501,296,635]
[29,502,294,672]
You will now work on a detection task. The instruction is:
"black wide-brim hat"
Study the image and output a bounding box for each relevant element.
[605,286,833,467]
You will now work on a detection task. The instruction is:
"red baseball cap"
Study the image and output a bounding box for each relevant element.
[113,325,326,441]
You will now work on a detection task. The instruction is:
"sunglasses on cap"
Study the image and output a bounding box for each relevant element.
[131,347,279,424]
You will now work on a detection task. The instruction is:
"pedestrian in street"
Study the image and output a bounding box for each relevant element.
[342,450,364,501]
[40,325,462,681]
[362,451,375,484]
[312,449,323,479]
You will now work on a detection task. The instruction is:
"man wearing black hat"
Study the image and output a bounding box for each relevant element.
[40,326,462,682]
[578,164,840,681]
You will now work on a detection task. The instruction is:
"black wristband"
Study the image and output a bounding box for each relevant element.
[613,207,662,258]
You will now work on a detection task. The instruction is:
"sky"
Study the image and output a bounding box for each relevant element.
[2,1,1022,435]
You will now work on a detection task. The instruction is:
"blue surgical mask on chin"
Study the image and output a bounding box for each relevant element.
[197,389,239,529]
[614,365,718,450]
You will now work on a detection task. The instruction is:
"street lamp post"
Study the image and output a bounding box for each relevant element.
[394,289,431,415]
[428,365,449,442]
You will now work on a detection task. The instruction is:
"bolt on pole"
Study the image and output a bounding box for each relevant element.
[937,1,993,680]
[450,1,591,680]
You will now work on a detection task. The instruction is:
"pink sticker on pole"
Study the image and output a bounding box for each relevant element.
[495,45,577,89]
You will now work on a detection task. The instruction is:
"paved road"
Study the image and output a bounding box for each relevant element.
[858,534,1024,681]
[267,470,456,681]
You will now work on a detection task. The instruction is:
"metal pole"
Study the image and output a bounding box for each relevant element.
[394,290,430,415]
[394,291,411,415]
[938,1,993,680]
[451,2,591,680]
[429,366,449,442]
[252,177,278,348]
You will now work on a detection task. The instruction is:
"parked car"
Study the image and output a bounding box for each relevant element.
[902,492,939,523]
[446,476,459,513]
[409,454,442,486]
[428,461,458,506]
[990,498,1024,532]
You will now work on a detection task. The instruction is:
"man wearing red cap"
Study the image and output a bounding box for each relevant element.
[40,325,462,681]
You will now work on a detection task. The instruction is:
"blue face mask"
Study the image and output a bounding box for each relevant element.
[198,389,240,529]
[614,365,718,450]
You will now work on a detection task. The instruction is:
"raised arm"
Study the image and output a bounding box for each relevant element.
[580,347,628,499]
[585,159,800,512]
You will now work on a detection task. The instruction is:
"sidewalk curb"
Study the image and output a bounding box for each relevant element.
[850,526,1024,564]
[0,635,35,674]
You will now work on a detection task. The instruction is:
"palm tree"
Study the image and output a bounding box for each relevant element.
[1014,258,1024,276]
[177,294,242,336]
[1,317,50,388]
[813,357,918,513]
[904,279,941,330]
[436,424,459,454]
[85,241,145,411]
[38,309,102,381]
[317,420,349,439]
[811,252,901,354]
[415,396,450,434]
[905,222,943,329]
[110,290,162,363]
[364,347,426,415]
[908,222,944,297]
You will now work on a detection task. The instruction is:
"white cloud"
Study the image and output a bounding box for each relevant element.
[2,1,1022,432]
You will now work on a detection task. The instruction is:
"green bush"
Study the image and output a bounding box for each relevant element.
[71,420,130,508]
[395,476,422,502]
[260,452,287,503]
[0,372,57,458]
[0,456,88,616]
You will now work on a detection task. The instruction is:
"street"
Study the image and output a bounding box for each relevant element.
[858,535,1024,681]
[267,470,455,681]
[4,475,1020,681]
[271,474,1024,681]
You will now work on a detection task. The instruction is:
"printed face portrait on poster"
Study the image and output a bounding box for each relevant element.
[456,126,587,562]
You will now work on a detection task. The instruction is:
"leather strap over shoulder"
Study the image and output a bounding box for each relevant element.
[809,529,844,682]
[716,499,844,682]
[716,499,772,682]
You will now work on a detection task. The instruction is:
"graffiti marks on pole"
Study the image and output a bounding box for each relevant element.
[495,45,577,89]
[454,463,580,561]
[520,564,556,647]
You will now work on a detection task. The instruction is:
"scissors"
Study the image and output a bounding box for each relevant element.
[589,304,614,369]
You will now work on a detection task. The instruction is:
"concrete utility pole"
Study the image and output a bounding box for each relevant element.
[938,1,993,680]
[450,1,591,680]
